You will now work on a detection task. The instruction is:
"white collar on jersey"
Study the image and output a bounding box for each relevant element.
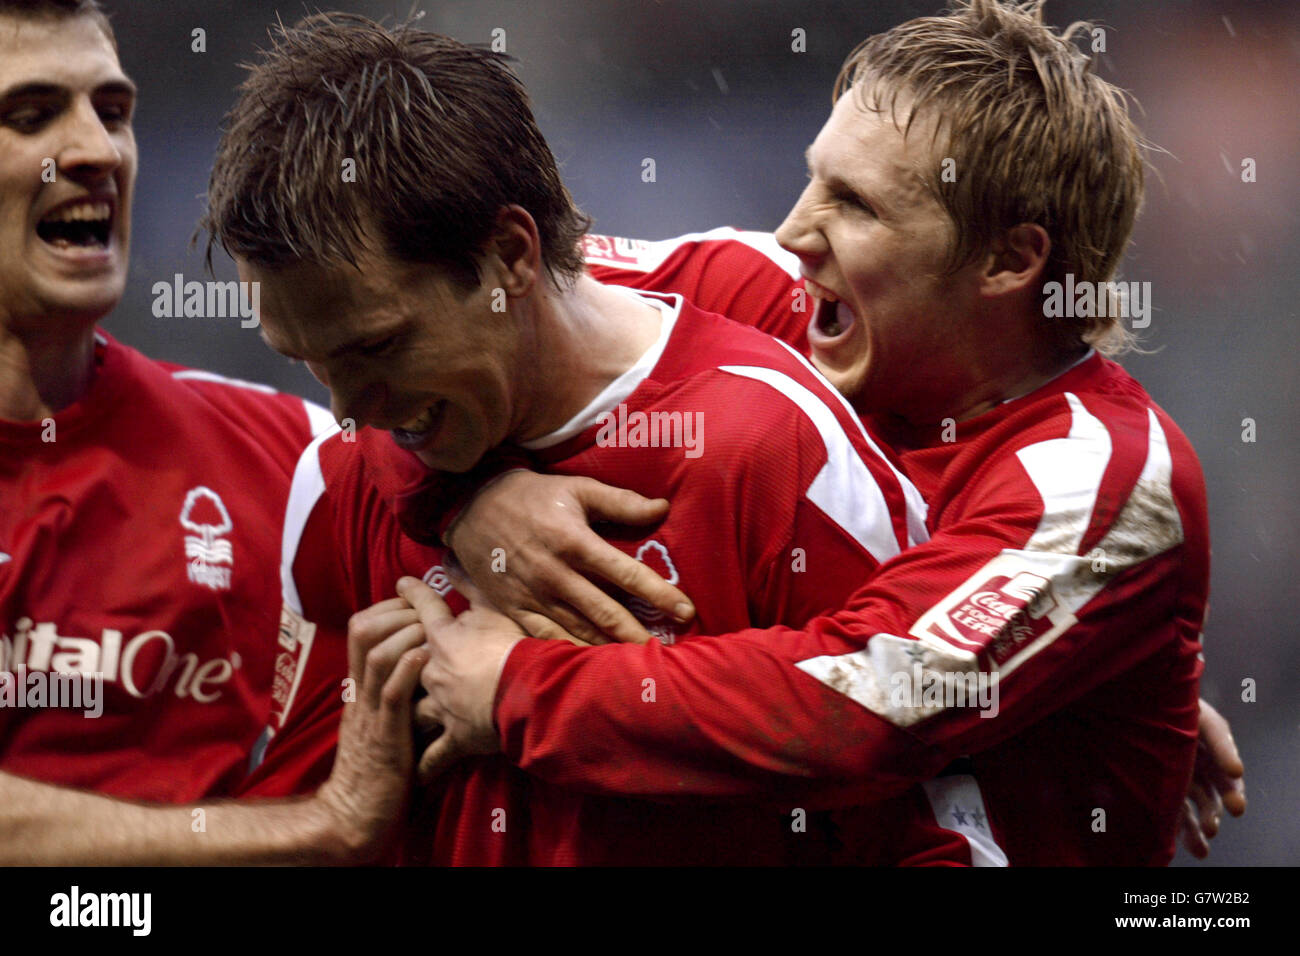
[520,287,683,451]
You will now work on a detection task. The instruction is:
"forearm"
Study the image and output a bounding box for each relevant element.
[496,633,947,808]
[497,554,1188,806]
[0,771,351,866]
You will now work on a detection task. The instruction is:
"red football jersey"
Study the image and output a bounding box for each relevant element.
[242,292,977,865]
[493,231,1210,865]
[0,330,331,801]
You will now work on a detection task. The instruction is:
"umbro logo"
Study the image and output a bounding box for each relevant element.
[0,553,10,565]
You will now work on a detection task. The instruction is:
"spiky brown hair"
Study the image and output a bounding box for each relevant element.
[836,0,1147,352]
[203,12,590,290]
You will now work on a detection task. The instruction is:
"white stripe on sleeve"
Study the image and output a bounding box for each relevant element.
[797,401,1184,727]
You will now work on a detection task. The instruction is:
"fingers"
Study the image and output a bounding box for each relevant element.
[442,538,606,642]
[376,644,430,745]
[497,550,637,644]
[515,610,594,647]
[503,542,678,645]
[549,567,657,645]
[417,731,464,784]
[360,622,426,710]
[573,477,670,527]
[346,602,419,682]
[356,596,419,617]
[1197,698,1245,778]
[1188,780,1223,839]
[414,695,443,736]
[1194,697,1247,816]
[1220,774,1247,817]
[570,528,694,628]
[445,562,493,611]
[1179,797,1210,859]
[396,576,455,631]
[515,596,612,644]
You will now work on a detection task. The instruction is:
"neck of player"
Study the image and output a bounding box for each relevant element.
[514,275,663,443]
[0,318,98,422]
[891,297,1093,428]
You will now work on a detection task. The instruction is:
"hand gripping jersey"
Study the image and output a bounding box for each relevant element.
[242,290,978,865]
[501,230,1208,865]
[0,330,331,801]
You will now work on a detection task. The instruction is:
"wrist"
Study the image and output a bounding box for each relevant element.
[487,636,525,737]
[307,787,373,866]
[442,468,532,548]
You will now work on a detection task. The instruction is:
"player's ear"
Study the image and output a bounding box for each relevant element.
[977,223,1050,299]
[486,205,542,298]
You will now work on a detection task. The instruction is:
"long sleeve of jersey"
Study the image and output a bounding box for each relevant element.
[495,368,1209,836]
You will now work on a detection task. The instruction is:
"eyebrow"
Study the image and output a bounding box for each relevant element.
[804,142,895,218]
[0,78,137,102]
[261,327,399,362]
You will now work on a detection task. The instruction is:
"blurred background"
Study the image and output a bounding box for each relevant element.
[101,0,1296,865]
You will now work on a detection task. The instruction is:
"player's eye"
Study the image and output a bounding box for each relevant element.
[357,335,400,357]
[3,104,55,132]
[835,189,874,216]
[96,101,132,127]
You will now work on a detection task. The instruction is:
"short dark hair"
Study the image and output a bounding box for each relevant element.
[203,12,591,289]
[0,0,116,48]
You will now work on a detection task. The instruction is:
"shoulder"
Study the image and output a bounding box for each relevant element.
[1006,358,1205,504]
[659,335,916,559]
[585,230,809,345]
[658,316,848,457]
[280,426,401,612]
[292,427,420,530]
[100,333,331,474]
[584,228,799,279]
[958,357,1206,559]
[158,362,333,441]
[288,426,377,511]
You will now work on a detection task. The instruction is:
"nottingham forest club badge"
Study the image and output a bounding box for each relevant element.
[625,540,681,644]
[180,486,234,592]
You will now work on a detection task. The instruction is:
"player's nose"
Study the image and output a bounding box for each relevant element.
[58,97,123,180]
[774,187,827,261]
[330,379,387,432]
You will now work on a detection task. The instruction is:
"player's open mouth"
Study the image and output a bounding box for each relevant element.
[390,401,448,450]
[36,199,114,253]
[806,281,858,345]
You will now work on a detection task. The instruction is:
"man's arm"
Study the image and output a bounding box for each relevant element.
[425,406,1205,816]
[0,772,338,866]
[0,600,427,866]
[440,479,1247,837]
